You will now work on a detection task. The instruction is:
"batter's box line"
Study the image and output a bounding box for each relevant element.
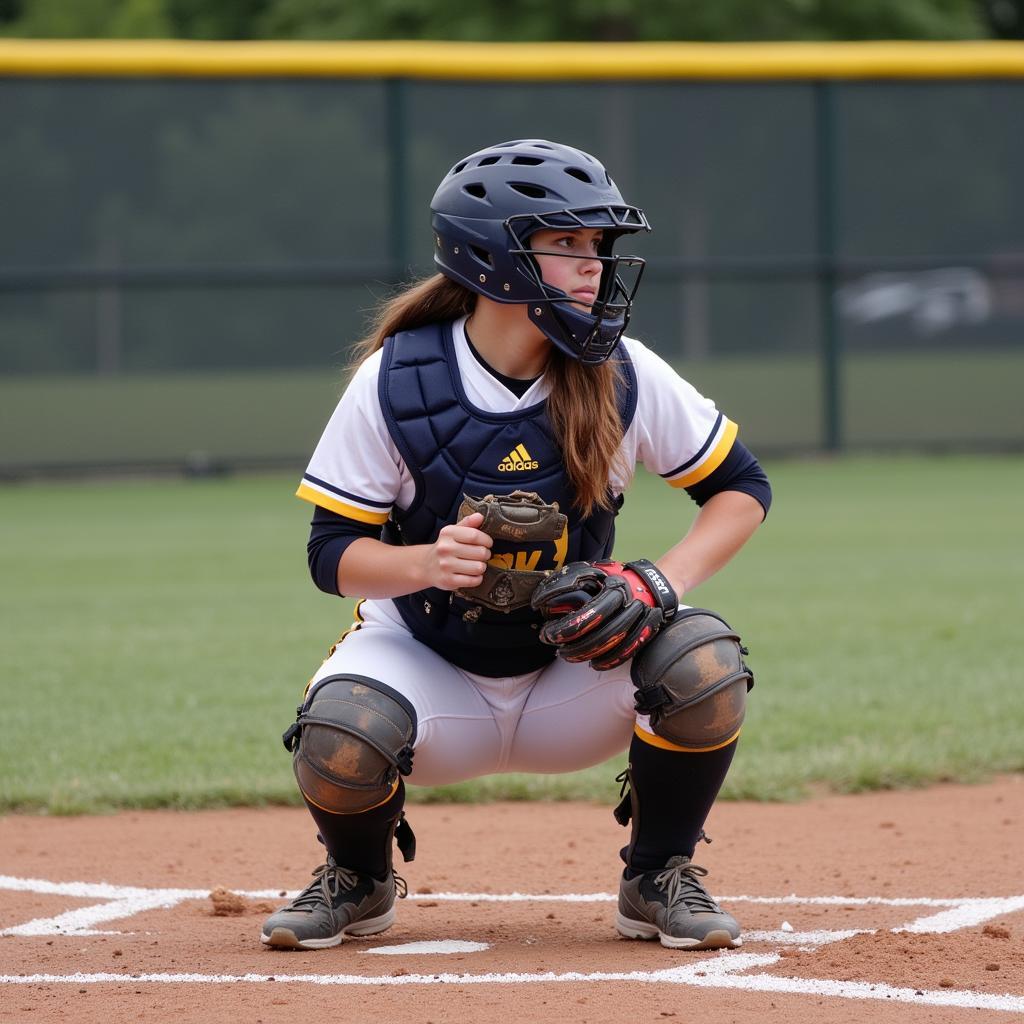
[1,957,1023,1014]
[1,874,1022,943]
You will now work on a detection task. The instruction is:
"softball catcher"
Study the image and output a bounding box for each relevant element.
[262,139,771,952]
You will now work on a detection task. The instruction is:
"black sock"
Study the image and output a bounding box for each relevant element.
[304,780,405,880]
[621,733,738,874]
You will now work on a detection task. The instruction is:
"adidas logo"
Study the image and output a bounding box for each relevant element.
[498,443,539,472]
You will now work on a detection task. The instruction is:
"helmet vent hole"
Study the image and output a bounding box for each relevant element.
[464,182,488,199]
[565,167,592,183]
[469,245,494,268]
[511,156,543,166]
[478,156,501,166]
[509,182,547,199]
[453,161,467,173]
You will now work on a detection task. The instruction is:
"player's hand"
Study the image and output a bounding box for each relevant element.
[420,512,494,591]
[531,559,677,670]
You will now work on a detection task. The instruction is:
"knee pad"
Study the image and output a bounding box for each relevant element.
[630,609,753,751]
[283,674,417,814]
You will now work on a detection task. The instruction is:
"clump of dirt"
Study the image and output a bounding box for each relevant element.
[983,923,1012,939]
[208,887,247,916]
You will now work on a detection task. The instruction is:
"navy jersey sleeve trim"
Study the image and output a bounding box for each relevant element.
[302,473,393,509]
[660,411,725,479]
[307,505,383,596]
[683,440,772,518]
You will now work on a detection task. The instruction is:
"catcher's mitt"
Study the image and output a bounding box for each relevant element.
[530,559,677,670]
[454,491,567,614]
[459,490,566,543]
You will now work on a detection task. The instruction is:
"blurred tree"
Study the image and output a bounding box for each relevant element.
[0,0,992,40]
[979,0,1024,36]
[0,0,23,25]
[255,0,987,41]
[165,0,270,38]
[1,0,171,37]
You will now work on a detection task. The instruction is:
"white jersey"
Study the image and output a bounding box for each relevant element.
[296,315,737,523]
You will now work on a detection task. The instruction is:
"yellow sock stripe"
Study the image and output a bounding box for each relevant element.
[633,722,741,753]
[668,418,739,489]
[302,777,400,816]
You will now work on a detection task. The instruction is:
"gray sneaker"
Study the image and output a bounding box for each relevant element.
[261,858,405,950]
[616,855,741,950]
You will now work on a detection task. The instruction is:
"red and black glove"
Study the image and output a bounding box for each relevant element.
[530,559,678,670]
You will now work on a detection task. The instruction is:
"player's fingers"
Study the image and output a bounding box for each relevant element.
[435,534,491,561]
[455,544,492,562]
[449,570,486,588]
[437,547,488,573]
[443,517,493,548]
[456,512,486,531]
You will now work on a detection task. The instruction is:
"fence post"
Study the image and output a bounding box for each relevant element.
[387,77,411,286]
[815,80,842,452]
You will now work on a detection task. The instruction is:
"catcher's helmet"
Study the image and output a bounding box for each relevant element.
[430,139,651,365]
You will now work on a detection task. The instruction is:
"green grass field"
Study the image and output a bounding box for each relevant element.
[2,350,1022,472]
[1,454,1022,813]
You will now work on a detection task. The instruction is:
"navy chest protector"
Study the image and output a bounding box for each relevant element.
[378,321,638,676]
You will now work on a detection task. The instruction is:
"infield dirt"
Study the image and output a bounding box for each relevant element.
[1,777,1022,1023]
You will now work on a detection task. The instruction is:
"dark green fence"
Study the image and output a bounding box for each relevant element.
[2,43,1023,473]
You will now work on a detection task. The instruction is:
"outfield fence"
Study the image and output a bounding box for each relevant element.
[1,41,1023,474]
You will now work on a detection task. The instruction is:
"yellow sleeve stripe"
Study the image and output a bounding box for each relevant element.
[295,482,390,525]
[667,418,739,490]
[633,722,741,753]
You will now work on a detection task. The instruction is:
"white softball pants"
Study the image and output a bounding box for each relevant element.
[305,598,639,787]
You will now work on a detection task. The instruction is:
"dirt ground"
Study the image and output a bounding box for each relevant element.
[1,777,1022,1023]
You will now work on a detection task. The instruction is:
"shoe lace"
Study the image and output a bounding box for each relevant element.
[289,861,409,911]
[653,858,721,915]
[289,861,361,912]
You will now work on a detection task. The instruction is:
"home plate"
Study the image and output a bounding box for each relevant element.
[365,940,490,956]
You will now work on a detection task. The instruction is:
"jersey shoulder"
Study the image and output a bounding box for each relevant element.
[619,335,739,488]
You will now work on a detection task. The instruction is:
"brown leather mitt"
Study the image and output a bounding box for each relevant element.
[454,491,567,614]
[458,490,567,543]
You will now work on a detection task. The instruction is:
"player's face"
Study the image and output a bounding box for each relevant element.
[529,228,604,311]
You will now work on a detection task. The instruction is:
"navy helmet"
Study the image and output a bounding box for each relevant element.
[430,139,651,365]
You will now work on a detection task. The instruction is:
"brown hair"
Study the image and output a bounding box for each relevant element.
[352,273,628,516]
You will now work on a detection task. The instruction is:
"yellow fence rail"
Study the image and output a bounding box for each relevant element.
[2,39,1024,79]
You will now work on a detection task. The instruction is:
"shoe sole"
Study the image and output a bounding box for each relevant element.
[261,907,396,950]
[615,912,742,950]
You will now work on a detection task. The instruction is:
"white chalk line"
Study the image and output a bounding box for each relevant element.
[0,875,990,905]
[2,958,1023,1013]
[2,874,1022,1012]
[2,874,1021,940]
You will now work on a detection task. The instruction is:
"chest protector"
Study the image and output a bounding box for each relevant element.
[378,321,638,676]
